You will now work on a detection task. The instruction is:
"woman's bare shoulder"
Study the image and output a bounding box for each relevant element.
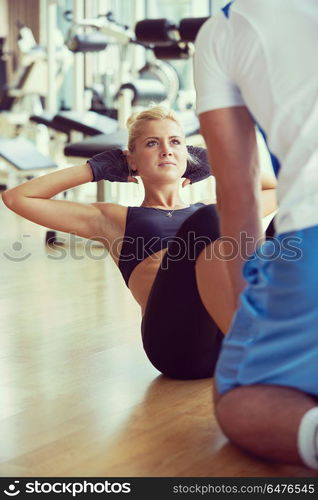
[91,202,127,215]
[90,202,128,231]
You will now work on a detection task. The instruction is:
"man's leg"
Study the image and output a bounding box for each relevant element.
[214,383,318,468]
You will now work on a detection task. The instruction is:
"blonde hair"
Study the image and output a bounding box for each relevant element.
[126,105,183,152]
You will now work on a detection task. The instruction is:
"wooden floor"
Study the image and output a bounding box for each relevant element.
[0,199,316,478]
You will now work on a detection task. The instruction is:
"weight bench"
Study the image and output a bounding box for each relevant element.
[52,110,118,137]
[0,136,77,246]
[64,129,128,157]
[30,112,72,137]
[29,112,72,163]
[30,110,119,163]
[0,137,57,188]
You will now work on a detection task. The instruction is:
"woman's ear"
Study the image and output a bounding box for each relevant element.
[127,165,139,184]
[125,150,138,175]
[124,150,139,183]
[125,150,134,168]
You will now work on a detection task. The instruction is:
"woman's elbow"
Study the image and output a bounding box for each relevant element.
[1,189,18,211]
[2,189,10,207]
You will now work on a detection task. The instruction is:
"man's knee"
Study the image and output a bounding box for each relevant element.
[214,386,255,441]
[177,204,220,242]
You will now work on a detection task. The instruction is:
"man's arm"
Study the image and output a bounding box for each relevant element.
[200,106,263,303]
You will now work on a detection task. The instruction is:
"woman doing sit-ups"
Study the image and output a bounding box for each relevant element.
[1,106,276,379]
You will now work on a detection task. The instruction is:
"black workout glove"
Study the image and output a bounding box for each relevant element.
[87,149,130,183]
[185,146,212,184]
[87,146,212,184]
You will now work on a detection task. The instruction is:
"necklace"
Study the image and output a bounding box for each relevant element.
[142,203,190,217]
[160,208,175,218]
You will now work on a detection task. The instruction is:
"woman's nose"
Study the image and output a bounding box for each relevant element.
[160,145,172,156]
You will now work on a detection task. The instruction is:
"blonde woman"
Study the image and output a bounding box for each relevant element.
[2,106,276,379]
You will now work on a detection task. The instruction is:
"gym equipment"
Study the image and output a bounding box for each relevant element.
[0,25,71,116]
[135,19,179,45]
[134,17,196,61]
[50,62,179,138]
[65,10,133,51]
[53,12,201,137]
[25,14,207,147]
[153,43,194,60]
[178,17,209,42]
[138,60,179,108]
[30,111,71,137]
[64,129,128,158]
[117,80,167,107]
[67,32,108,53]
[135,16,209,45]
[0,136,74,247]
[43,12,148,138]
[0,137,57,188]
[36,12,183,157]
[0,37,12,111]
[65,11,178,110]
[52,110,118,137]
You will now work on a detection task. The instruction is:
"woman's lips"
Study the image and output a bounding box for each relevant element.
[158,162,176,166]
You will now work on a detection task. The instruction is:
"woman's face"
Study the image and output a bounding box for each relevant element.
[128,119,187,184]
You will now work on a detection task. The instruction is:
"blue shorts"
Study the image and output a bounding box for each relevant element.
[215,225,318,397]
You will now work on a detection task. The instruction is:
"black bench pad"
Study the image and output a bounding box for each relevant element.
[30,113,71,135]
[52,111,118,136]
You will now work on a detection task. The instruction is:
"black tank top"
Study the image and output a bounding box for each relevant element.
[118,203,205,286]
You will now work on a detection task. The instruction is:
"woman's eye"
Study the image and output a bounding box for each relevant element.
[146,139,181,147]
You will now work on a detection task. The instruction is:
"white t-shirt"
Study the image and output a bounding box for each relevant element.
[194,0,318,234]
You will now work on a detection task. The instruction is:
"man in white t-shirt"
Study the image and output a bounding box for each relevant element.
[194,0,318,469]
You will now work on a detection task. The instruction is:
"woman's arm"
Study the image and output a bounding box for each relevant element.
[260,188,277,217]
[1,164,107,241]
[260,170,277,215]
[260,169,277,190]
